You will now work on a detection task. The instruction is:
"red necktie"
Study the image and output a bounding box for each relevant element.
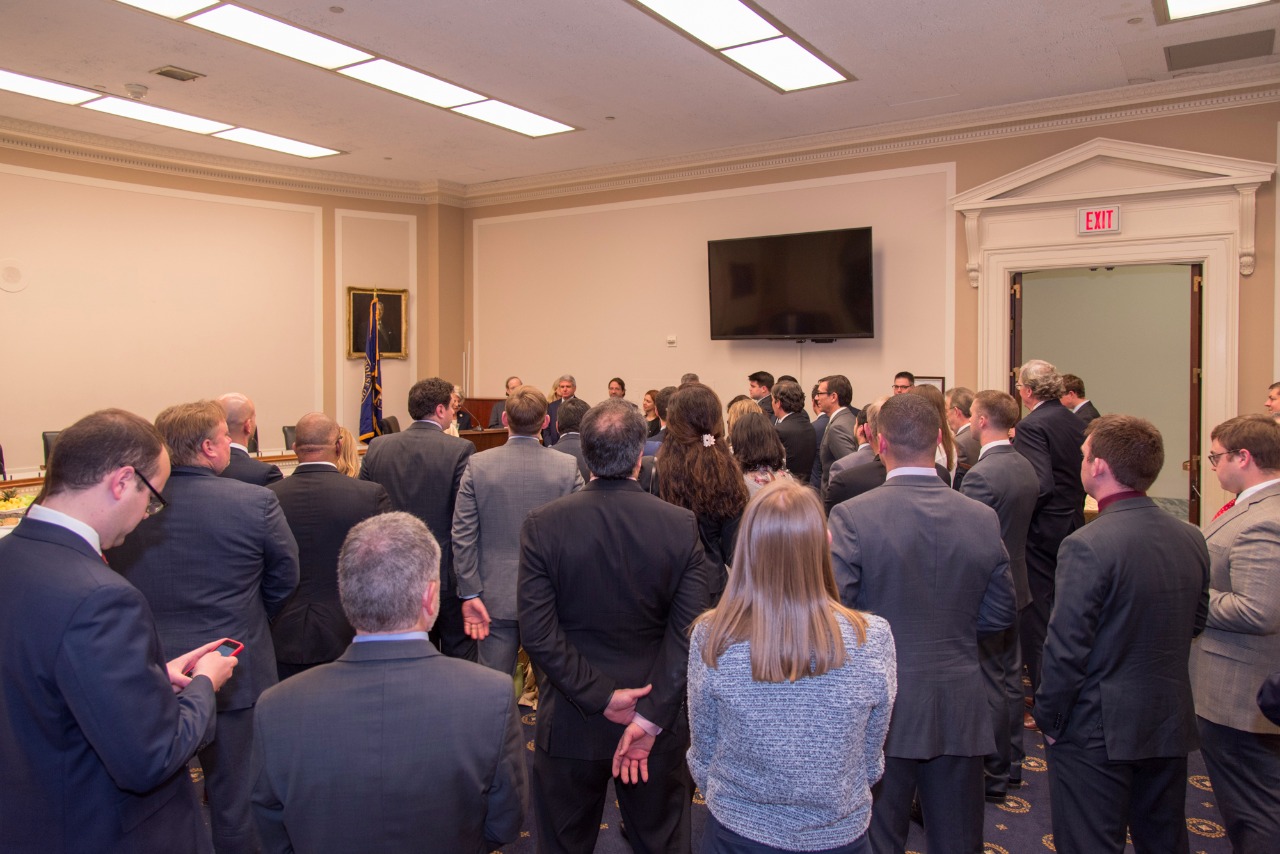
[1212,499,1236,521]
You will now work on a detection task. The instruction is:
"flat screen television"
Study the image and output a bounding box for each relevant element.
[708,226,873,340]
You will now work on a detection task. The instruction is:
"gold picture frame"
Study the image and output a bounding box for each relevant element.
[346,287,408,360]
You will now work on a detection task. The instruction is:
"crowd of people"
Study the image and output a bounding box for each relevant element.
[2,363,1279,854]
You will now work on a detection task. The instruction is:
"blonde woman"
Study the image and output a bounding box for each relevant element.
[335,426,360,477]
[687,480,896,854]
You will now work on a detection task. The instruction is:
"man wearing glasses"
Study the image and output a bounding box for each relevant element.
[815,374,859,496]
[0,409,239,851]
[1190,414,1280,852]
[110,400,299,854]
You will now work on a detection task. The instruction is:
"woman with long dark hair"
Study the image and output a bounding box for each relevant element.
[730,410,793,495]
[688,480,896,853]
[656,382,749,603]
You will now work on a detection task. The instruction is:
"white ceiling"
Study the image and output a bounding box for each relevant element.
[1,0,1277,193]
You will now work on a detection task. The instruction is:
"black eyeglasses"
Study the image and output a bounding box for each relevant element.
[1207,450,1238,469]
[134,468,168,516]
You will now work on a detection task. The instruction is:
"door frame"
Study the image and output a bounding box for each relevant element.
[953,138,1273,516]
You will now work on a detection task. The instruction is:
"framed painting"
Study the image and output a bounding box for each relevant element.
[347,287,408,359]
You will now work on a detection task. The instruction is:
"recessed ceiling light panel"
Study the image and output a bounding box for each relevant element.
[187,4,373,69]
[633,0,781,49]
[113,0,219,18]
[213,127,340,157]
[1165,0,1271,20]
[452,100,574,137]
[339,59,483,108]
[722,37,846,91]
[0,69,100,105]
[84,96,233,133]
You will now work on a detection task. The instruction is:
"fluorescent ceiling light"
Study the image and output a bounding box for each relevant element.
[84,96,233,133]
[340,59,482,108]
[1165,0,1271,19]
[187,5,372,69]
[0,69,100,105]
[213,127,339,157]
[633,0,780,49]
[452,100,573,137]
[722,37,845,91]
[112,0,218,18]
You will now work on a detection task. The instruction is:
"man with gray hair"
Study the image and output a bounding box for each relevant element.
[543,374,580,446]
[268,412,390,679]
[1013,359,1085,705]
[217,392,283,485]
[519,400,709,852]
[252,512,526,853]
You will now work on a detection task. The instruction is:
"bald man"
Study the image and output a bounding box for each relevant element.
[217,393,283,485]
[269,413,390,679]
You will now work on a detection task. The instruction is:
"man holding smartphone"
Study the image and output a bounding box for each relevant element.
[0,409,238,852]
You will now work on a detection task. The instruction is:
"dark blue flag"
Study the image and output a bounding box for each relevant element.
[359,295,383,443]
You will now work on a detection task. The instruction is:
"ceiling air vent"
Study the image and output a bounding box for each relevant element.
[150,65,205,82]
[1165,30,1275,71]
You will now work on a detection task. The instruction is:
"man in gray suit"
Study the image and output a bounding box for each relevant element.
[109,400,299,854]
[961,390,1039,802]
[453,386,583,675]
[551,397,591,482]
[946,386,981,489]
[816,374,859,496]
[1035,415,1208,853]
[830,393,1015,854]
[1190,414,1280,852]
[252,513,526,854]
[360,377,475,659]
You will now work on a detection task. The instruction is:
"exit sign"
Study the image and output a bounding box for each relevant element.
[1078,205,1121,234]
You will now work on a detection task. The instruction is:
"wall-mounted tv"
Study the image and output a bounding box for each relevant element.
[708,226,873,341]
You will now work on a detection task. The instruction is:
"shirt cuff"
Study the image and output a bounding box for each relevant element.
[633,712,662,737]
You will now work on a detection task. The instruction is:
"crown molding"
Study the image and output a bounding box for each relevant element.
[1,65,1277,209]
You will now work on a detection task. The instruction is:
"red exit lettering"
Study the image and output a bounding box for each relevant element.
[1077,205,1120,235]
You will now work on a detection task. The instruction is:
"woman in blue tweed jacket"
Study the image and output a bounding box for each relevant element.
[687,480,897,853]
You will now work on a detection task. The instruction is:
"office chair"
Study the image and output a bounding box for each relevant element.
[42,431,60,467]
[282,425,297,450]
[379,416,400,434]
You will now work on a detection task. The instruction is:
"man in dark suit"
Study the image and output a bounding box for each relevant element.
[543,374,580,446]
[1190,415,1280,852]
[252,512,526,853]
[453,386,583,675]
[810,384,829,487]
[519,400,709,853]
[1014,359,1085,701]
[770,379,815,484]
[946,386,981,489]
[0,409,238,853]
[825,399,949,514]
[487,375,523,428]
[551,396,591,481]
[268,412,390,680]
[217,392,283,485]
[816,374,860,496]
[747,369,775,419]
[109,400,299,854]
[1035,415,1208,853]
[828,402,879,480]
[829,393,1015,854]
[360,377,476,659]
[961,390,1039,802]
[1060,374,1101,424]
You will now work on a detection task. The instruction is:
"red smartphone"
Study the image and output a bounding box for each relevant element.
[184,638,243,675]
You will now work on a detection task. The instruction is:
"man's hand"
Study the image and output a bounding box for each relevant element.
[603,684,652,725]
[462,597,491,640]
[168,640,237,693]
[612,722,655,784]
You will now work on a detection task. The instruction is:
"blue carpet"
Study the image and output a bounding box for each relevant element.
[498,705,1233,853]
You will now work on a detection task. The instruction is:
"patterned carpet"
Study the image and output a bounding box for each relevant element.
[495,704,1234,854]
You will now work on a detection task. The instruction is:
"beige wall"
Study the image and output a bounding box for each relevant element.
[1,100,1275,472]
